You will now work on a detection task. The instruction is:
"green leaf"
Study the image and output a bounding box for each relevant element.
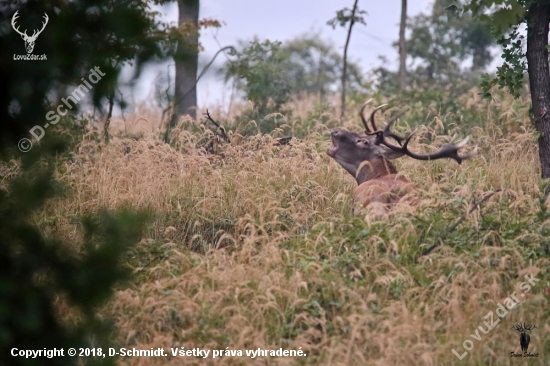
[479,73,498,100]
[490,4,525,32]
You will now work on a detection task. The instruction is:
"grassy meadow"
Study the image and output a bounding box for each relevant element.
[9,89,550,365]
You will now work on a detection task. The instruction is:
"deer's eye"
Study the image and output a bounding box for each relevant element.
[357,139,369,146]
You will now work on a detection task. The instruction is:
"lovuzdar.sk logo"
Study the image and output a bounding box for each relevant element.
[510,322,538,358]
[11,10,48,60]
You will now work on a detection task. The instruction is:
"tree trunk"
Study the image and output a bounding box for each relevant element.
[398,0,407,90]
[340,0,359,119]
[173,0,199,121]
[104,93,114,144]
[526,1,550,193]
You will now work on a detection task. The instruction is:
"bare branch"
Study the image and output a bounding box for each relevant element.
[204,110,230,143]
[419,190,501,257]
[274,136,292,146]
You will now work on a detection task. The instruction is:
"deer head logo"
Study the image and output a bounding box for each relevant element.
[11,11,49,54]
[512,323,536,352]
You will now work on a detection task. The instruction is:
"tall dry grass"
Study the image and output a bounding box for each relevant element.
[23,88,550,365]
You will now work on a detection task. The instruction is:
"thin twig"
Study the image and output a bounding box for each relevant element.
[419,190,501,257]
[168,46,236,115]
[340,0,359,119]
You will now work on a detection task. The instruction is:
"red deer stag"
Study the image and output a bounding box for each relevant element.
[326,101,476,216]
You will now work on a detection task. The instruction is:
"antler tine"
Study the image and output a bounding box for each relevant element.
[382,115,407,145]
[11,11,27,37]
[12,10,19,25]
[368,104,388,132]
[38,13,49,33]
[360,99,374,133]
[454,136,478,160]
[455,135,469,147]
[365,106,408,145]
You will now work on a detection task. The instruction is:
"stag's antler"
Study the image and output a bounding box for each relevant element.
[360,102,406,145]
[359,99,374,133]
[11,11,48,40]
[512,322,536,332]
[366,106,477,164]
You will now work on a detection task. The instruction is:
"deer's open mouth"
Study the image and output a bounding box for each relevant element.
[326,132,339,157]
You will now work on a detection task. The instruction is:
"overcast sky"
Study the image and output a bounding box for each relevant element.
[133,0,435,108]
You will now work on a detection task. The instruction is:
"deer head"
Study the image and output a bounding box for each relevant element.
[327,100,476,215]
[11,11,49,54]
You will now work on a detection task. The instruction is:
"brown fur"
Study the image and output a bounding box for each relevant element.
[352,156,417,215]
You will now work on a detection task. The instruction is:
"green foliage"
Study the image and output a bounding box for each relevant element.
[224,34,368,130]
[0,0,172,151]
[326,4,367,29]
[0,143,149,366]
[479,73,499,99]
[375,0,495,95]
[280,34,367,99]
[478,22,527,99]
[167,17,222,51]
[226,39,291,118]
[463,0,530,99]
[406,0,495,85]
[0,1,162,363]
[465,0,526,32]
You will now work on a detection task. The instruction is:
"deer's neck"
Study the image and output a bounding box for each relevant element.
[355,157,397,185]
